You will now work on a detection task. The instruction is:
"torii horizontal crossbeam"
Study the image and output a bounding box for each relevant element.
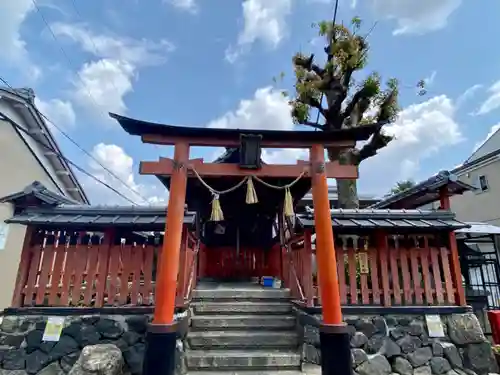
[140,158,359,179]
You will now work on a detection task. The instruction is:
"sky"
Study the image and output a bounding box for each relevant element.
[1,0,500,205]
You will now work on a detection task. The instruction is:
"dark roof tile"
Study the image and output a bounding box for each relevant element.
[6,205,196,230]
[297,208,469,232]
[0,181,80,206]
[369,171,476,209]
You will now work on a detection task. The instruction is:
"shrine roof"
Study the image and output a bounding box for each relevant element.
[110,113,381,143]
[0,181,81,206]
[297,208,469,232]
[369,170,476,209]
[6,205,196,230]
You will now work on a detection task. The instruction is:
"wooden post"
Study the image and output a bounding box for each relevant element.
[303,229,314,307]
[94,228,115,307]
[144,141,189,375]
[310,144,343,324]
[310,144,352,375]
[153,141,190,324]
[11,226,35,307]
[175,229,188,307]
[439,187,466,306]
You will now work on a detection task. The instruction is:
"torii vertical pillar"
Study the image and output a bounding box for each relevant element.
[143,142,189,375]
[310,144,352,375]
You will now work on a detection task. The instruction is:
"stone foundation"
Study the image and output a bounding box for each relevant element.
[296,308,498,375]
[0,309,189,375]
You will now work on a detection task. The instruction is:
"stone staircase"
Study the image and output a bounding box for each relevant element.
[186,284,302,374]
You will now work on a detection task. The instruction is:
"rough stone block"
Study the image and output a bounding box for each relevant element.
[447,314,486,345]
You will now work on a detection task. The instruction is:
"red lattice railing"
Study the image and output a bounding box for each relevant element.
[12,228,198,308]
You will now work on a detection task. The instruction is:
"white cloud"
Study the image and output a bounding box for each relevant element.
[359,95,463,194]
[164,0,198,13]
[0,0,41,80]
[424,71,437,87]
[473,123,500,152]
[262,148,308,164]
[476,80,500,115]
[225,0,292,63]
[371,0,461,35]
[72,59,135,115]
[51,23,175,67]
[50,23,175,118]
[207,87,464,196]
[207,87,293,131]
[35,97,76,129]
[456,84,483,108]
[85,143,168,205]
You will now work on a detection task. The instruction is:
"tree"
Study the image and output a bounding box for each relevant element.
[389,179,416,196]
[285,17,423,208]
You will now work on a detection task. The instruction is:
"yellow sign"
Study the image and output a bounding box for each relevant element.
[42,317,65,342]
[358,252,369,274]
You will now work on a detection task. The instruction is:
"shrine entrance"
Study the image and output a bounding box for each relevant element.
[111,112,379,375]
[188,150,311,281]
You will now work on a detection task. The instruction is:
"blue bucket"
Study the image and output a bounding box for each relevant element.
[262,276,274,287]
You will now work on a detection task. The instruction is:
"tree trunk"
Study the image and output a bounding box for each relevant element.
[328,148,360,209]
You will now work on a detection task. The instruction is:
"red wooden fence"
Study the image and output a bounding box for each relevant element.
[12,228,199,308]
[285,233,463,307]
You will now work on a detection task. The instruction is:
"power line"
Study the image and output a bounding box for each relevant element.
[67,0,125,108]
[26,2,163,202]
[0,77,150,204]
[314,0,340,127]
[0,109,140,206]
[30,0,111,122]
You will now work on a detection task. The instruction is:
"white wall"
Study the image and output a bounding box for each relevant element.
[0,110,72,310]
[450,160,500,226]
[0,103,66,195]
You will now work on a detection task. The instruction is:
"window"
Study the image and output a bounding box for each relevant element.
[479,175,489,192]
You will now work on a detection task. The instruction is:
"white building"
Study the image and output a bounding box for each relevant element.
[0,86,89,309]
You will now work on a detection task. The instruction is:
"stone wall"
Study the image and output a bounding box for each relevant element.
[297,309,498,375]
[0,310,189,375]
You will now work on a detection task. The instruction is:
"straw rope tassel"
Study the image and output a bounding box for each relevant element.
[210,194,224,221]
[246,177,258,204]
[284,187,294,217]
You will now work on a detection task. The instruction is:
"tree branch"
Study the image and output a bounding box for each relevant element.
[300,120,326,130]
[293,54,325,78]
[343,85,373,120]
[297,96,328,119]
[354,126,393,163]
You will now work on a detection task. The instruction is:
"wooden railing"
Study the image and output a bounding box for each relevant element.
[284,232,462,307]
[282,231,314,307]
[12,228,199,308]
[176,231,199,305]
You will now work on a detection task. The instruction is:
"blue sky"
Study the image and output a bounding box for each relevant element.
[2,0,500,205]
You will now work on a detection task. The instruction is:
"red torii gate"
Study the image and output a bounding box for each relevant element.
[112,113,382,375]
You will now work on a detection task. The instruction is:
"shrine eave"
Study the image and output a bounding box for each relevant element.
[110,113,382,147]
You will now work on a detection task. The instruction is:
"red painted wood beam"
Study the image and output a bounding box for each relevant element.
[140,158,359,179]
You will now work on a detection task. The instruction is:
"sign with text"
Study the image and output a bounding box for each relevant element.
[42,317,65,342]
[426,314,445,337]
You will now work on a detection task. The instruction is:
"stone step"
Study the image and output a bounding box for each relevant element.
[191,315,296,330]
[193,288,290,301]
[192,301,293,315]
[187,371,304,375]
[186,350,301,370]
[188,331,299,349]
